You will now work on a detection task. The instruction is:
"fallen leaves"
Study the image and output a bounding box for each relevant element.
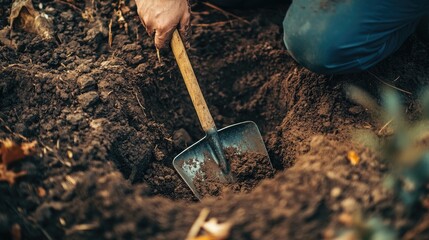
[0,139,37,185]
[201,218,232,240]
[347,151,360,166]
[187,208,233,240]
[9,0,54,40]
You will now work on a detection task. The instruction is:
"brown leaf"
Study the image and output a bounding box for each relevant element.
[347,151,360,166]
[0,139,37,166]
[9,0,54,40]
[0,165,27,185]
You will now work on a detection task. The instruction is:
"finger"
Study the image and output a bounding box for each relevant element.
[179,11,191,46]
[143,20,155,37]
[155,26,176,50]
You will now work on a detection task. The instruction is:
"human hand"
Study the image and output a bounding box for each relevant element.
[136,0,191,49]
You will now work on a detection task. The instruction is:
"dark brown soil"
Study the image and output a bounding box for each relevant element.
[1,0,429,240]
[194,147,274,198]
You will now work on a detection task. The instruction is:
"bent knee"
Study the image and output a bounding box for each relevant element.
[283,25,386,75]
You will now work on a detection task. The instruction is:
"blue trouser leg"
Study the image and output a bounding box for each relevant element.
[283,0,429,74]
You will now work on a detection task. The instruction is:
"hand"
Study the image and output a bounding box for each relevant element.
[136,0,191,49]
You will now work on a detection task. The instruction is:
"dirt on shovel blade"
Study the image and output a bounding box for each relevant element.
[194,147,274,198]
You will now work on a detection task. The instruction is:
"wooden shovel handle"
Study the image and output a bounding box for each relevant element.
[171,30,216,133]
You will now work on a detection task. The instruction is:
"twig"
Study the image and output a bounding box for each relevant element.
[134,91,146,117]
[378,117,394,135]
[367,71,412,95]
[0,117,28,141]
[108,19,113,48]
[192,20,233,27]
[202,2,250,24]
[54,0,83,13]
[186,208,210,240]
[156,48,161,63]
[404,215,429,240]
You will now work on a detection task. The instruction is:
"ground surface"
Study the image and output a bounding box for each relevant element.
[1,0,429,239]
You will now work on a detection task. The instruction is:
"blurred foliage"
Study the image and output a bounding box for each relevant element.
[346,85,429,208]
[335,216,397,240]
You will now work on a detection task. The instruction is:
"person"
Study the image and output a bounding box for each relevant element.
[136,0,429,74]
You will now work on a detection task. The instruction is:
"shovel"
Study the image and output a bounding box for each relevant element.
[171,30,273,200]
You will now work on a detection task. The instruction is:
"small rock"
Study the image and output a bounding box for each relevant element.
[309,135,326,149]
[76,64,91,73]
[348,106,364,115]
[60,11,74,21]
[341,198,359,213]
[90,118,108,130]
[66,113,84,125]
[77,75,96,91]
[78,91,99,109]
[122,43,141,52]
[173,128,192,149]
[330,187,342,199]
[371,189,385,203]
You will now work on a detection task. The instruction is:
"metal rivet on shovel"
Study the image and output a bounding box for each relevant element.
[170,30,273,200]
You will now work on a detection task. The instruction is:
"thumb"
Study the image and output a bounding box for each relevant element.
[154,26,176,50]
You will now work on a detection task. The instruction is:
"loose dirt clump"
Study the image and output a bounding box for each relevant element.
[194,147,274,198]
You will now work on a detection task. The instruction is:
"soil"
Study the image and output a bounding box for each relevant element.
[1,0,429,240]
[194,147,274,198]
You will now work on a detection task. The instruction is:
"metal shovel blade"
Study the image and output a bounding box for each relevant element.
[173,121,272,200]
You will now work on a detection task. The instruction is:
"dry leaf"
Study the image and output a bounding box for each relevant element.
[202,218,233,240]
[0,27,17,49]
[347,151,360,166]
[0,166,27,185]
[10,0,54,40]
[0,139,36,185]
[1,139,37,165]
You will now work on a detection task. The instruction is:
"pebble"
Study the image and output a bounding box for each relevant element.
[77,75,96,92]
[348,106,364,115]
[330,187,342,199]
[78,91,99,109]
[341,197,359,213]
[66,113,84,125]
[172,128,192,149]
[76,64,91,73]
[309,135,326,149]
[60,11,74,21]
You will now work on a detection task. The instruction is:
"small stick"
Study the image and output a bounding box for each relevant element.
[134,91,146,117]
[403,215,429,240]
[202,2,250,24]
[186,208,210,240]
[368,71,412,95]
[54,0,83,12]
[378,117,394,135]
[192,20,233,27]
[156,48,161,63]
[108,19,113,48]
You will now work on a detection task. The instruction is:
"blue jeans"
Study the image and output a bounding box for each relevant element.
[283,0,429,74]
